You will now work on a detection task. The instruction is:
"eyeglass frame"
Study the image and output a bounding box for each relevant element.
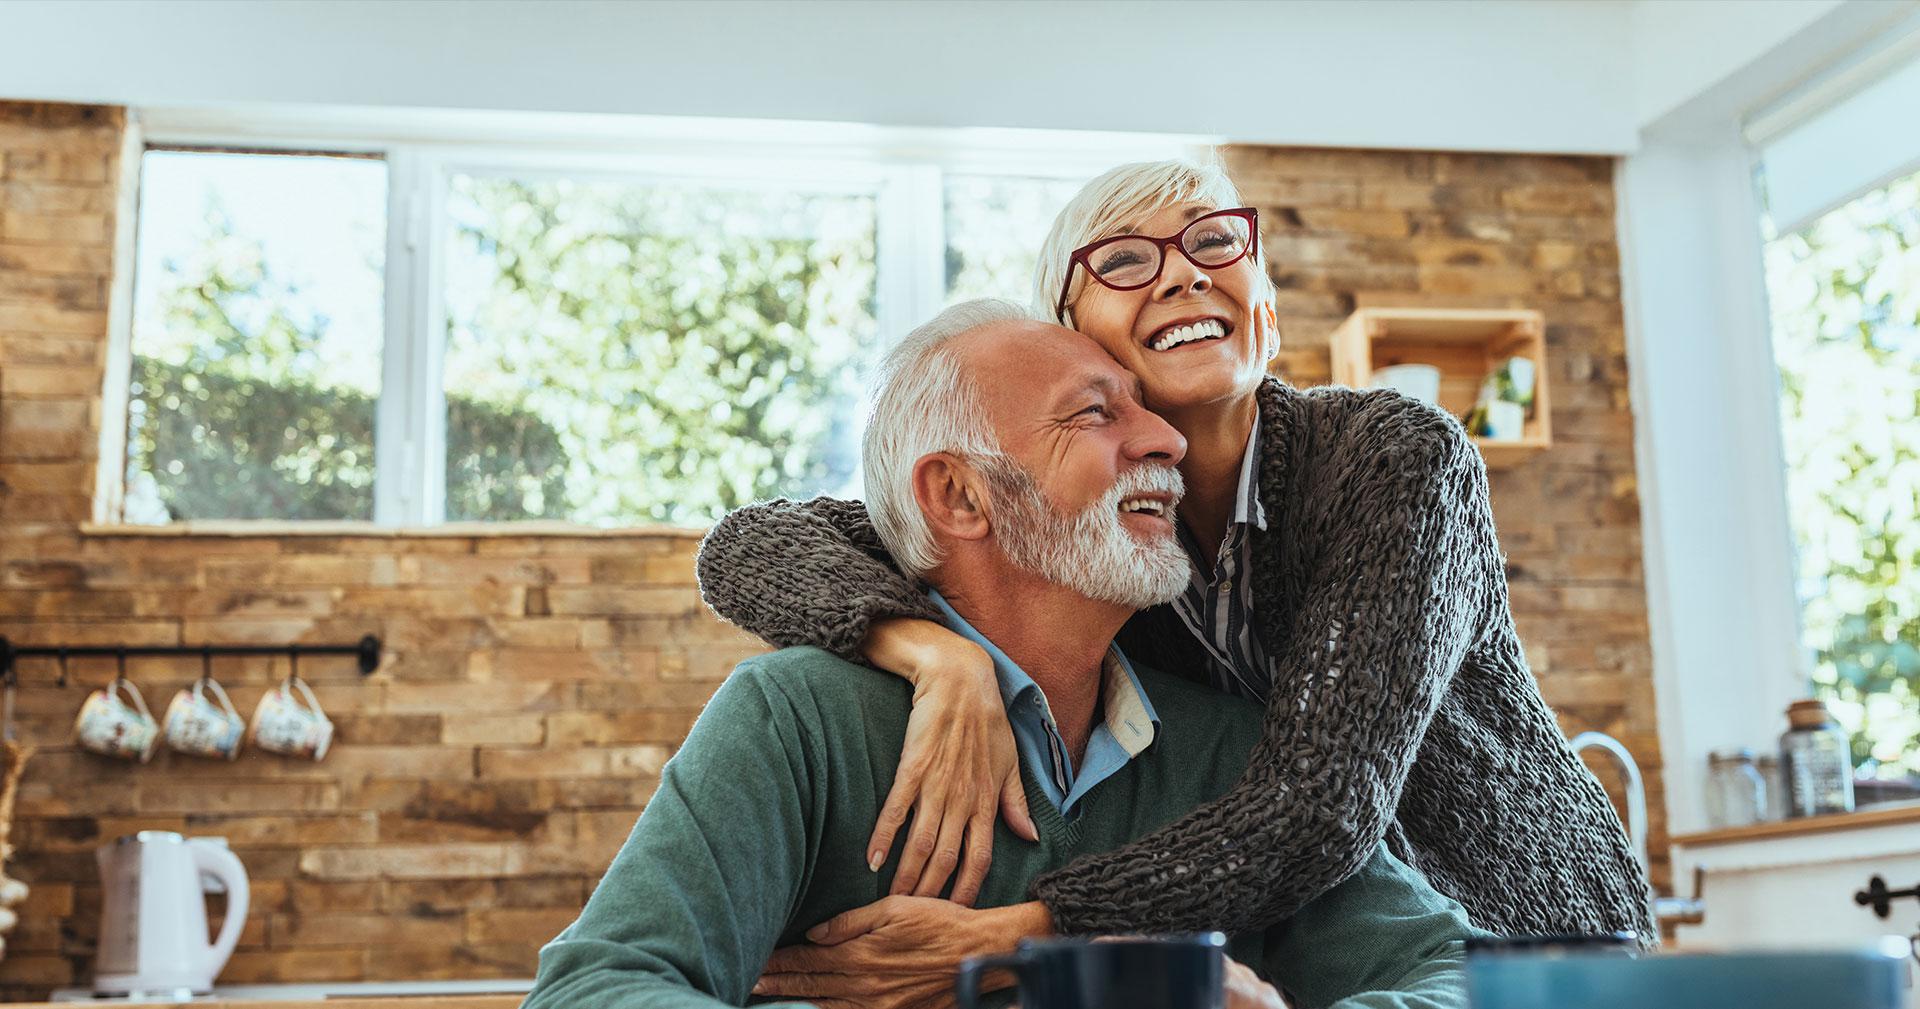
[1054,207,1261,323]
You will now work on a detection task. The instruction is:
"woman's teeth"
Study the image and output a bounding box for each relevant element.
[1148,318,1227,351]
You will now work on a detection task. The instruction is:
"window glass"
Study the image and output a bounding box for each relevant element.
[124,150,386,522]
[1762,167,1920,775]
[442,173,879,526]
[943,174,1084,308]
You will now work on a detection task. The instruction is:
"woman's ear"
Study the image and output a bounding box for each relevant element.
[910,453,993,543]
[1257,282,1280,364]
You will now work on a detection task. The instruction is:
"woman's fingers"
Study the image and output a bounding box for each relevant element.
[909,798,971,898]
[947,805,997,906]
[868,756,924,872]
[999,767,1038,842]
[889,785,947,896]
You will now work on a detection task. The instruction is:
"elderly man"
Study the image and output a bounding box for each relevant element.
[521,300,1479,1009]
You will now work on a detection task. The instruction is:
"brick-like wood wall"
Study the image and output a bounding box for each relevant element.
[0,102,1661,997]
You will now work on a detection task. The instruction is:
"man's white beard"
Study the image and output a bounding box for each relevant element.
[982,458,1190,610]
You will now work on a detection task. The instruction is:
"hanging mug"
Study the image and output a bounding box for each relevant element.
[164,677,245,760]
[75,678,161,763]
[249,676,333,761]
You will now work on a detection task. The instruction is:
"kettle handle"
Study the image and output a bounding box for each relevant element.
[189,841,249,982]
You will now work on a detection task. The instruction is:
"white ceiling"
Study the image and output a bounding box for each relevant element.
[0,0,1882,155]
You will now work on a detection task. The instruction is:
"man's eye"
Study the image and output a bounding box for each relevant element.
[1077,404,1108,418]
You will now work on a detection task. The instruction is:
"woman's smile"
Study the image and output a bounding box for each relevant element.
[1143,315,1232,352]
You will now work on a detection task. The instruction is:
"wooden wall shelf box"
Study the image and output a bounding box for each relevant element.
[1327,307,1552,469]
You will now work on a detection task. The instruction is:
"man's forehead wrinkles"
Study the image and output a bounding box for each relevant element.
[1049,371,1123,410]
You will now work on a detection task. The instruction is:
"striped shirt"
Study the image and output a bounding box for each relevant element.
[1170,416,1272,701]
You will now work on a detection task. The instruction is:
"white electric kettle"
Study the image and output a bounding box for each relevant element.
[94,832,249,998]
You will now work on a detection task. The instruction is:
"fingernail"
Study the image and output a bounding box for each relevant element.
[867,850,883,872]
[806,924,828,942]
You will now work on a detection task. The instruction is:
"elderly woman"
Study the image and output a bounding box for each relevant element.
[697,160,1651,986]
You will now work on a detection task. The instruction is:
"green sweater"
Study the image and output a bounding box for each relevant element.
[522,647,1480,1009]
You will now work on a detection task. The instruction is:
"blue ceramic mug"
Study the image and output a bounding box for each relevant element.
[1467,945,1910,1009]
[955,932,1227,1009]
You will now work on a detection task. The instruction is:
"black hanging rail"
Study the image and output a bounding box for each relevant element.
[0,634,382,685]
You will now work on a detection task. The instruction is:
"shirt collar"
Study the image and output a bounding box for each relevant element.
[925,588,1159,757]
[1234,413,1267,531]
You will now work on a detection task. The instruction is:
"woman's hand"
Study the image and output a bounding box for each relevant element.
[754,896,1050,1009]
[1226,957,1290,1009]
[862,618,1038,904]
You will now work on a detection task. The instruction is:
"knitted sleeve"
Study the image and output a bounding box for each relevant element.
[1028,396,1496,936]
[694,497,944,661]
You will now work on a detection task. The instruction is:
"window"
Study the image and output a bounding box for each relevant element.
[942,173,1087,305]
[124,150,387,523]
[114,122,1149,528]
[441,172,878,526]
[1760,167,1920,776]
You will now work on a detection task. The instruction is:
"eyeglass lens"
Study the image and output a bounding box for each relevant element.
[1087,213,1252,289]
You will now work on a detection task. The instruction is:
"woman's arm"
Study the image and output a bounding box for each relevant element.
[695,496,944,659]
[1029,399,1496,936]
[695,496,1038,901]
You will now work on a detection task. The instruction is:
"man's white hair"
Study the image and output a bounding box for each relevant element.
[863,298,1032,581]
[1031,158,1265,325]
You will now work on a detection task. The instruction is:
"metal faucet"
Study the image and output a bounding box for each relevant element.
[1568,731,1707,934]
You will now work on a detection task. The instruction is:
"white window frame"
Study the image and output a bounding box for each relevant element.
[1622,6,1920,835]
[119,106,1207,529]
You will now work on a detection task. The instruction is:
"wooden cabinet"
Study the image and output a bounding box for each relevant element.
[1327,308,1551,469]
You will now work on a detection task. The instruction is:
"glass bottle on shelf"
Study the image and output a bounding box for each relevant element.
[1754,752,1787,821]
[1706,748,1766,829]
[1779,699,1855,818]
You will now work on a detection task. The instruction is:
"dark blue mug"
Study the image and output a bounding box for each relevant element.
[1466,945,1910,1009]
[955,932,1227,1009]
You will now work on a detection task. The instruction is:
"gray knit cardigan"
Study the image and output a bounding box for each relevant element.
[695,377,1655,943]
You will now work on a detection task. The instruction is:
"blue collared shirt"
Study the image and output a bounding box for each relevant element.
[927,589,1160,818]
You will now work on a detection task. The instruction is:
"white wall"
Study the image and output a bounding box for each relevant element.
[0,0,1640,153]
[1631,0,1846,128]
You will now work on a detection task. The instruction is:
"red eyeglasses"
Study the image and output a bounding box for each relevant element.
[1054,207,1259,322]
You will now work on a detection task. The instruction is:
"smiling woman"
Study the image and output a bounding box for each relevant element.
[695,159,1654,998]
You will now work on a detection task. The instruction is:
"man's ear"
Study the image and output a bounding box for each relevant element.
[910,453,992,543]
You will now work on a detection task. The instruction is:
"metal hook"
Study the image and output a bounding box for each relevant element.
[200,644,213,685]
[287,647,301,687]
[115,646,128,686]
[56,646,69,689]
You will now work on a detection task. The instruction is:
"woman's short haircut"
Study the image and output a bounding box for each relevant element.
[863,298,1032,581]
[1031,158,1265,325]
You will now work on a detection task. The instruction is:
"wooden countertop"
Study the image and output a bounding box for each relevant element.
[0,998,524,1009]
[1670,799,1920,847]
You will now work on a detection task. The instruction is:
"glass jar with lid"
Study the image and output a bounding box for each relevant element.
[1779,699,1855,818]
[1754,752,1786,821]
[1706,748,1766,829]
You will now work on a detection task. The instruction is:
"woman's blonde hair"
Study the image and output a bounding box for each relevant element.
[1032,159,1266,325]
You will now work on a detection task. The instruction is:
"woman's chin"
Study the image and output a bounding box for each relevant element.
[1133,353,1267,413]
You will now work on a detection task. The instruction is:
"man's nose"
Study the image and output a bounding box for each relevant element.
[1155,242,1211,301]
[1125,405,1187,467]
